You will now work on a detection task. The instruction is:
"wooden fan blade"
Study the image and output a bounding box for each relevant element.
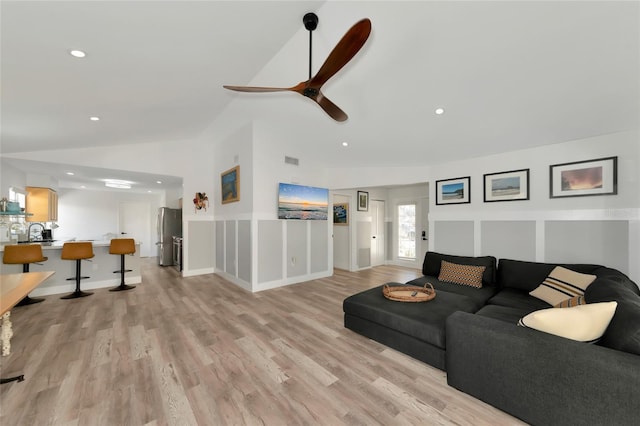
[309,18,371,88]
[314,91,348,122]
[223,85,293,93]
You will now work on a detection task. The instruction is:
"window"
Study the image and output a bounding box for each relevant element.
[397,203,416,259]
[9,187,26,207]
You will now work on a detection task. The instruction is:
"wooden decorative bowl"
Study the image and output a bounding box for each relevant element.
[382,283,436,302]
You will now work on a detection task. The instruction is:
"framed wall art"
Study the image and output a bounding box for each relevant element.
[221,165,240,204]
[484,169,530,202]
[357,191,369,211]
[277,183,328,220]
[549,156,617,198]
[333,203,349,225]
[436,176,471,205]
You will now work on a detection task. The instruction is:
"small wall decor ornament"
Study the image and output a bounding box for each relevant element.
[193,192,209,212]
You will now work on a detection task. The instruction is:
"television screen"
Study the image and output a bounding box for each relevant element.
[278,183,328,220]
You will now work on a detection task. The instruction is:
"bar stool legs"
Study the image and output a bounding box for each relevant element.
[15,264,45,305]
[108,238,136,292]
[109,253,135,291]
[61,259,93,299]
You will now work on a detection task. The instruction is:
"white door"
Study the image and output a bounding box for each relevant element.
[371,200,385,266]
[118,202,151,257]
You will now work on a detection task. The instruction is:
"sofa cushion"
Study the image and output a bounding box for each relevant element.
[406,276,498,309]
[438,260,486,288]
[529,266,596,306]
[585,277,640,355]
[422,251,497,286]
[517,302,617,343]
[343,283,479,349]
[497,259,601,292]
[475,304,532,323]
[486,287,551,312]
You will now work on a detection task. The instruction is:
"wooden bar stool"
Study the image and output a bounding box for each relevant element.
[60,242,94,299]
[2,244,48,306]
[109,238,136,292]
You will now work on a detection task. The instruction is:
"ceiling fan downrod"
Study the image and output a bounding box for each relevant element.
[303,12,319,80]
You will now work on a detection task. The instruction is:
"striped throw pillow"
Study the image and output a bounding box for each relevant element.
[529,266,596,306]
[438,260,486,288]
[555,295,586,308]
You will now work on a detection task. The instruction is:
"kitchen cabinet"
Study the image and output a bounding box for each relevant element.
[26,187,58,222]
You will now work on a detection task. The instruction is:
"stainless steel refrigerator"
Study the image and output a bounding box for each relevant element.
[157,207,182,266]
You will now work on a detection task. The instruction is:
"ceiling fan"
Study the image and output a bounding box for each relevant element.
[223,13,372,122]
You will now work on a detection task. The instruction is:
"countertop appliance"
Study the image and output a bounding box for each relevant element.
[157,207,182,266]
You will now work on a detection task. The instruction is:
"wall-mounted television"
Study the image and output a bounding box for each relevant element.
[278,183,328,220]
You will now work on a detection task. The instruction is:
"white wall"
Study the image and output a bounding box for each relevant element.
[332,193,351,270]
[3,137,212,275]
[327,130,639,283]
[56,188,163,257]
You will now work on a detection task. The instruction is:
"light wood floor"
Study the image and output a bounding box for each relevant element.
[1,260,524,425]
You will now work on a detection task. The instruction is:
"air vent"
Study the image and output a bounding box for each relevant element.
[285,156,299,166]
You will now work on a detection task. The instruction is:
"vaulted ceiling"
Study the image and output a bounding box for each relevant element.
[2,1,638,188]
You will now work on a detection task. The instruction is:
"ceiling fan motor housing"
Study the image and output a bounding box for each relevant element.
[303,13,318,31]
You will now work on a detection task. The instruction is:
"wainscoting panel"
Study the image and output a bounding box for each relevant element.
[481,221,536,262]
[433,221,474,256]
[258,220,283,283]
[215,221,224,270]
[225,220,236,276]
[357,221,372,268]
[310,221,328,274]
[187,220,214,270]
[287,220,308,278]
[238,220,251,283]
[386,221,393,261]
[545,220,629,273]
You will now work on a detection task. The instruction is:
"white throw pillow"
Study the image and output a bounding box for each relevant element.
[518,301,617,343]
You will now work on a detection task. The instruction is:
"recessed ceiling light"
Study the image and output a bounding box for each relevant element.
[90,116,100,121]
[156,180,162,184]
[66,172,74,176]
[80,185,86,189]
[435,107,445,115]
[342,142,349,147]
[147,190,152,193]
[70,50,86,58]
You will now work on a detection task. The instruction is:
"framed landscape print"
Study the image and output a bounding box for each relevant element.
[549,156,617,198]
[333,203,348,225]
[357,191,369,211]
[484,169,530,202]
[436,176,471,205]
[221,166,240,204]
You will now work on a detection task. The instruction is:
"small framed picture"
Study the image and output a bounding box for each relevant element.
[333,203,349,225]
[357,191,369,211]
[221,165,240,204]
[436,176,471,205]
[549,156,617,198]
[484,169,530,202]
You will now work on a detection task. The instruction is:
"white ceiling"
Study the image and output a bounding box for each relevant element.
[1,1,638,189]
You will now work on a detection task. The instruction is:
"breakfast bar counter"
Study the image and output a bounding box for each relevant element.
[0,241,141,296]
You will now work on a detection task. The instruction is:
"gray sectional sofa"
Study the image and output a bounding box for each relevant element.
[342,251,640,425]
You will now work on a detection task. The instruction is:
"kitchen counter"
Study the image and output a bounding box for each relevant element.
[0,241,141,296]
[0,240,116,249]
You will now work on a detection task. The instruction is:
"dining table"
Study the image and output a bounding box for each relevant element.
[1,271,55,384]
